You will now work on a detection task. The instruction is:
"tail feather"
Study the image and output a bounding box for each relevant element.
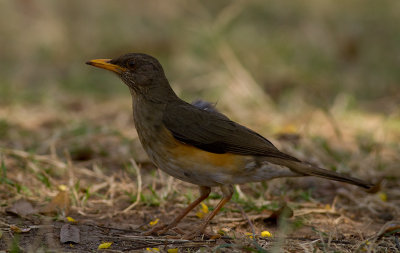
[268,158,375,190]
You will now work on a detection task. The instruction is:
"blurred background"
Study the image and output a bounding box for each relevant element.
[1,1,399,250]
[1,0,399,112]
[1,0,400,173]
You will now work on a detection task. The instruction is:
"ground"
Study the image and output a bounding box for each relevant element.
[0,96,399,252]
[1,0,400,252]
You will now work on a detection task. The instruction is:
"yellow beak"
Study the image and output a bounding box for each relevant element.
[86,59,127,74]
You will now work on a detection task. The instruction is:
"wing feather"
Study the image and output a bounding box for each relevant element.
[163,101,299,162]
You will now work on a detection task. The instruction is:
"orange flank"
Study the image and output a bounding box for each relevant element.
[150,125,249,179]
[169,139,245,172]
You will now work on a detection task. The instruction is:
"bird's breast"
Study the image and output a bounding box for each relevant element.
[134,112,249,186]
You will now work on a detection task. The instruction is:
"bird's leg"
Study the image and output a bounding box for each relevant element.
[183,185,234,240]
[142,186,211,236]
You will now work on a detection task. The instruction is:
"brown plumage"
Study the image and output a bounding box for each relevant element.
[86,53,375,239]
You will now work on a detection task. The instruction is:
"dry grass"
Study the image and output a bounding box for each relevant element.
[1,0,400,252]
[0,92,399,252]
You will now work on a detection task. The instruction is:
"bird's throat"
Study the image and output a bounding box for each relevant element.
[131,94,166,142]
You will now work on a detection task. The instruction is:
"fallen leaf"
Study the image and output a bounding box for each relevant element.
[167,248,178,253]
[98,242,112,249]
[209,234,222,240]
[6,199,37,217]
[366,179,382,194]
[10,225,31,233]
[60,224,80,244]
[40,191,70,214]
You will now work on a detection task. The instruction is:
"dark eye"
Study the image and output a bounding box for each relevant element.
[127,60,135,68]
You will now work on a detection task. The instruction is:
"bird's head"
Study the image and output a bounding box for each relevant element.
[87,53,174,99]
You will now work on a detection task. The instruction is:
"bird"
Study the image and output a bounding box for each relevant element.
[86,53,376,239]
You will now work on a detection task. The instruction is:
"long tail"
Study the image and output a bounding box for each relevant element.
[267,157,375,190]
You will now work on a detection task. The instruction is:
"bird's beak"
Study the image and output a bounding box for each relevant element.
[86,59,127,74]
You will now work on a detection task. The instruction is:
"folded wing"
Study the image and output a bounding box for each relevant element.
[163,101,299,162]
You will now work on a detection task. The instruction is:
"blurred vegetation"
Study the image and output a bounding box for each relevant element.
[0,0,399,114]
[1,1,399,251]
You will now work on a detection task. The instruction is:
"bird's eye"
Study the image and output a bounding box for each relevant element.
[127,60,135,68]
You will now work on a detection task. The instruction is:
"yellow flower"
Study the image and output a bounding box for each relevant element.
[146,248,160,252]
[66,216,77,223]
[200,202,209,214]
[196,202,209,219]
[245,232,253,239]
[378,192,387,202]
[167,249,178,253]
[196,211,204,219]
[280,124,297,134]
[149,218,159,226]
[98,242,112,249]
[58,185,68,191]
[261,231,272,237]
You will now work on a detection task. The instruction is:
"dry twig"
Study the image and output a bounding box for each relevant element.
[122,159,142,213]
